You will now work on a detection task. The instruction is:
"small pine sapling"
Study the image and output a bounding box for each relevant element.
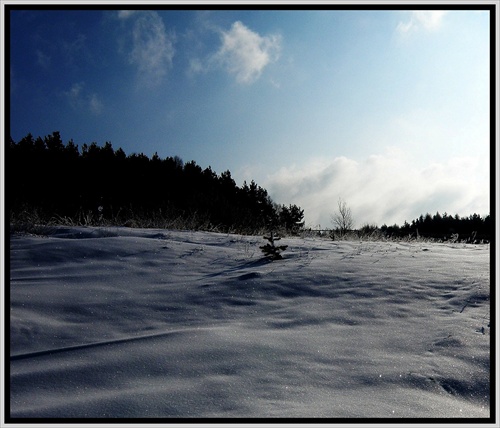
[260,231,288,260]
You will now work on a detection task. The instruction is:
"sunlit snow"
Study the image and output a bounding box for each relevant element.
[9,227,490,418]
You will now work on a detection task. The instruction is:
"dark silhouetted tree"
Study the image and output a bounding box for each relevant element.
[279,204,304,234]
[260,231,288,260]
[8,131,305,234]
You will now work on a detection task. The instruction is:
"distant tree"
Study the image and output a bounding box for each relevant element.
[18,133,35,151]
[115,147,126,161]
[378,211,491,242]
[64,139,80,159]
[331,197,354,236]
[358,223,379,238]
[279,204,304,234]
[173,155,184,169]
[44,131,64,153]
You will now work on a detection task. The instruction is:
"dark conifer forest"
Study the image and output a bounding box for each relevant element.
[8,132,490,242]
[377,212,491,243]
[8,132,305,234]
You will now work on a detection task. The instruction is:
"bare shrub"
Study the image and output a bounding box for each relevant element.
[330,198,354,238]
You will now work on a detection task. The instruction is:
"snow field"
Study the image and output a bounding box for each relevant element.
[9,227,491,418]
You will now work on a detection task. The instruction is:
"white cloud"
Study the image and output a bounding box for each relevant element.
[121,11,175,86]
[397,11,448,34]
[264,151,489,229]
[188,57,204,75]
[89,93,103,115]
[64,82,103,115]
[211,21,281,84]
[65,82,84,108]
[117,10,136,20]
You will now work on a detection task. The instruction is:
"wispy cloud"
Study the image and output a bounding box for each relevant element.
[265,151,489,228]
[65,82,84,107]
[64,82,103,115]
[117,10,136,20]
[118,11,175,86]
[89,93,103,115]
[32,32,90,71]
[62,33,92,66]
[205,21,281,84]
[36,49,51,69]
[397,11,448,34]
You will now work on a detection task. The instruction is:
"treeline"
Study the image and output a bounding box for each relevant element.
[8,132,304,234]
[376,211,491,243]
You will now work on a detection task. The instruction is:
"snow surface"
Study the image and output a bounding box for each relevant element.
[8,226,491,419]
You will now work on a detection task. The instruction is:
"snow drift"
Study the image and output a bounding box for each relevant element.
[8,227,491,419]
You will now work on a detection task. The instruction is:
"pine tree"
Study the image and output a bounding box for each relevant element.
[260,231,288,260]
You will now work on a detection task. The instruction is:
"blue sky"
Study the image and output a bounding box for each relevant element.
[8,7,491,228]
